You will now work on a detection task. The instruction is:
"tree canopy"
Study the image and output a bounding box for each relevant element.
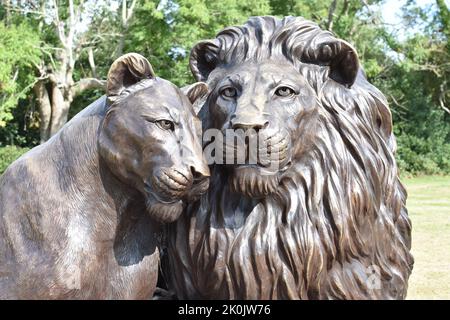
[0,0,449,175]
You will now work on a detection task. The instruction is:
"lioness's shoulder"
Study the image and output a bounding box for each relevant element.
[0,148,42,191]
[0,96,108,191]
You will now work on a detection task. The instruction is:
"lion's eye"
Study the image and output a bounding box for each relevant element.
[220,87,237,98]
[275,86,296,97]
[156,119,175,131]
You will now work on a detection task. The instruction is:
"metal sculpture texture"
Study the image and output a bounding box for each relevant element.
[0,53,209,299]
[164,16,414,299]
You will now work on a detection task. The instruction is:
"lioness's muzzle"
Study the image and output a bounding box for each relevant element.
[152,165,210,201]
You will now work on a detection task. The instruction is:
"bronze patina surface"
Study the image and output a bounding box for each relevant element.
[0,53,209,299]
[164,16,414,300]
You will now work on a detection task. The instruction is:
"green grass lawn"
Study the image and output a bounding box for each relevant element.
[403,176,450,300]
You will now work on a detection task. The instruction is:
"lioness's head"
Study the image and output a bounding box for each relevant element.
[99,53,210,223]
[190,17,358,198]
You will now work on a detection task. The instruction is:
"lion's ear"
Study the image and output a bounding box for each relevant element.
[190,40,220,82]
[107,53,155,103]
[301,39,359,88]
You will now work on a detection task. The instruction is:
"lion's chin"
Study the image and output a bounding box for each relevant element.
[146,200,184,223]
[230,166,279,198]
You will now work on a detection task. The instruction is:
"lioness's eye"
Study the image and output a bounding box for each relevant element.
[156,119,175,131]
[220,87,237,98]
[275,86,296,97]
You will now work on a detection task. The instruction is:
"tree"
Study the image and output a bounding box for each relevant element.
[123,0,271,86]
[386,0,450,174]
[30,0,112,142]
[0,22,41,128]
[0,0,448,174]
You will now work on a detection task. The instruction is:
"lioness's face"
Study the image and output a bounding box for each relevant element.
[205,61,319,198]
[100,78,210,223]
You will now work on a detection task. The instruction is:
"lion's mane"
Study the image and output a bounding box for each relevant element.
[165,16,413,300]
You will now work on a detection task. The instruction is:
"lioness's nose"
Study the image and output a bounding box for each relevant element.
[181,130,210,184]
[190,163,210,183]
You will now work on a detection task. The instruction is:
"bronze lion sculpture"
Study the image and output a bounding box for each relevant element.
[164,16,414,299]
[0,53,209,299]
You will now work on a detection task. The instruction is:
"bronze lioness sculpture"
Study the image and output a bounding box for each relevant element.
[165,16,414,299]
[0,53,209,299]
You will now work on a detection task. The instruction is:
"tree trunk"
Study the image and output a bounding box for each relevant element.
[49,84,70,137]
[327,0,338,31]
[30,0,108,143]
[33,81,52,143]
[4,0,11,26]
[115,0,137,58]
[87,47,97,78]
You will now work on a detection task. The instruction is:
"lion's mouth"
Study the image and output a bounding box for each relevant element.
[218,128,291,170]
[228,155,292,198]
[229,166,279,198]
[223,128,292,198]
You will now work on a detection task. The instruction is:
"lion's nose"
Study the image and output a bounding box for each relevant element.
[231,117,269,132]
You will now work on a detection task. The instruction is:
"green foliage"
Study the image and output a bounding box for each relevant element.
[0,22,41,127]
[385,2,450,176]
[0,145,29,175]
[0,0,448,175]
[396,133,450,175]
[124,0,271,85]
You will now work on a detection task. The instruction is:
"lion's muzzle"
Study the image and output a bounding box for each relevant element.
[223,127,292,198]
[222,127,291,171]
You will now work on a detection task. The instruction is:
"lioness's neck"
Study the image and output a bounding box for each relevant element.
[50,97,141,223]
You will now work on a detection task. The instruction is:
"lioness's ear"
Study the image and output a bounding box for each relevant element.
[107,53,155,103]
[182,82,208,103]
[301,39,359,88]
[190,40,220,82]
[182,82,208,115]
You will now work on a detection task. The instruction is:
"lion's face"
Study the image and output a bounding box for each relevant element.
[99,53,210,223]
[204,61,319,198]
[189,17,360,199]
[166,16,413,300]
